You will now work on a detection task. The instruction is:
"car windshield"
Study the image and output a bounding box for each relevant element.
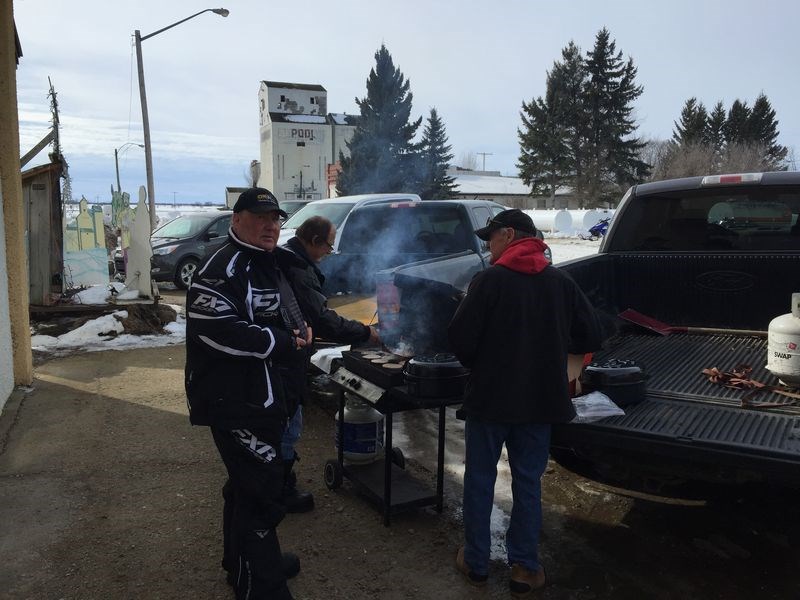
[152,214,216,240]
[282,202,354,229]
[281,201,308,217]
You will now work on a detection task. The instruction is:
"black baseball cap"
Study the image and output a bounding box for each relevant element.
[233,187,288,218]
[474,209,537,241]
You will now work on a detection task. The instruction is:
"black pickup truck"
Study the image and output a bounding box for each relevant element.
[378,171,800,493]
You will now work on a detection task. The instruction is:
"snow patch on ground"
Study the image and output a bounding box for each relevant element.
[72,282,126,305]
[32,309,186,356]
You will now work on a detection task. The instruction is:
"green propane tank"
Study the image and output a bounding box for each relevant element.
[335,392,385,464]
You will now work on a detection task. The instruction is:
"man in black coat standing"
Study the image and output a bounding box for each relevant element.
[448,209,602,596]
[185,188,311,600]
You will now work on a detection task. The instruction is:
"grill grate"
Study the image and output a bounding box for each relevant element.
[342,350,408,389]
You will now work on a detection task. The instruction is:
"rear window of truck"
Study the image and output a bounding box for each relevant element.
[338,204,472,254]
[608,187,800,252]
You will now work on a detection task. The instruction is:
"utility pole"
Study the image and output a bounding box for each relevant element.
[134,29,156,230]
[477,152,493,171]
[133,8,230,231]
[172,191,177,207]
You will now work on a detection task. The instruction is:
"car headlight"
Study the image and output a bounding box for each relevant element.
[152,244,179,256]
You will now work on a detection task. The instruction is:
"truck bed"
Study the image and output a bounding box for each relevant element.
[552,332,800,487]
[597,332,797,411]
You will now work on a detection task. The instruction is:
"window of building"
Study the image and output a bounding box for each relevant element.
[280,94,286,102]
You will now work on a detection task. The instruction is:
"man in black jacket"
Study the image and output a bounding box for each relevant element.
[185,188,311,600]
[279,216,379,511]
[448,209,602,597]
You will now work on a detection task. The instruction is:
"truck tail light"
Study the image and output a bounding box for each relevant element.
[376,279,402,342]
[701,173,763,186]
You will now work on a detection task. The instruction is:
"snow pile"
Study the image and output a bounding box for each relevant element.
[72,283,125,305]
[31,306,186,356]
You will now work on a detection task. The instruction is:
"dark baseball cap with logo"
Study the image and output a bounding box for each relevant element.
[233,187,288,219]
[474,209,537,241]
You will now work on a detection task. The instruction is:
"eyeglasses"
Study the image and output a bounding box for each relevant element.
[324,239,335,251]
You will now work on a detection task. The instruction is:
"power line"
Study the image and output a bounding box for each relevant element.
[477,152,493,171]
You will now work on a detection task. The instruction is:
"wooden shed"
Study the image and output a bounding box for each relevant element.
[21,160,64,305]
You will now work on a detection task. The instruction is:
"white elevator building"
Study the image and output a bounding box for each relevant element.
[258,81,358,200]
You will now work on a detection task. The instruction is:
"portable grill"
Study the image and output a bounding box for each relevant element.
[325,348,467,525]
[341,349,407,390]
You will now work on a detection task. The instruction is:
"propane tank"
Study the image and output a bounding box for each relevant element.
[766,293,800,386]
[335,392,385,464]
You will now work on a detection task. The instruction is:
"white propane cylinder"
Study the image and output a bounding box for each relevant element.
[523,209,573,233]
[766,293,800,385]
[335,392,385,464]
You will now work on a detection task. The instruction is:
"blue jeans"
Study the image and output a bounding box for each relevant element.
[463,418,551,575]
[281,406,303,461]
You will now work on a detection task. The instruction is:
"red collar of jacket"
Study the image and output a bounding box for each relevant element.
[492,237,549,274]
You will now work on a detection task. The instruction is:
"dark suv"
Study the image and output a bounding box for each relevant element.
[150,211,232,288]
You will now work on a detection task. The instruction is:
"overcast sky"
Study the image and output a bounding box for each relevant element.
[14,0,800,205]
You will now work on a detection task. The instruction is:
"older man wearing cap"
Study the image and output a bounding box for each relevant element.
[185,187,311,600]
[448,209,603,596]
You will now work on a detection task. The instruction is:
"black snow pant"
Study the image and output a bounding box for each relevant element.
[211,426,291,600]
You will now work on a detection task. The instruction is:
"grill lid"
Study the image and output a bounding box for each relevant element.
[582,359,646,386]
[405,353,469,378]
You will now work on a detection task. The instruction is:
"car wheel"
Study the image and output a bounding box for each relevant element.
[174,258,199,289]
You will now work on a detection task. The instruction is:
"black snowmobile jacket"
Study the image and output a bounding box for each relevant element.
[185,229,307,430]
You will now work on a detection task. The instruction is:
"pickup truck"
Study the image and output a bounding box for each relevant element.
[315,199,550,295]
[377,171,800,493]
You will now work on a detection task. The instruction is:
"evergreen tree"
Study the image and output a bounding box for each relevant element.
[337,45,422,196]
[518,41,586,206]
[707,101,727,153]
[517,83,571,202]
[582,28,649,205]
[748,93,788,167]
[418,108,458,199]
[723,99,751,145]
[672,98,709,145]
[549,42,589,204]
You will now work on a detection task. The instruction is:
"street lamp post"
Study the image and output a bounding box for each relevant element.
[134,8,229,230]
[114,142,144,193]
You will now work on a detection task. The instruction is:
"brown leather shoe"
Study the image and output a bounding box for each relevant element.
[509,563,546,597]
[455,547,488,587]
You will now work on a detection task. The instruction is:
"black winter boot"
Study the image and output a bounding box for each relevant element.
[283,457,315,513]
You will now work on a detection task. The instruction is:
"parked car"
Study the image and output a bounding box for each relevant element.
[278,193,423,247]
[150,210,232,289]
[280,200,311,219]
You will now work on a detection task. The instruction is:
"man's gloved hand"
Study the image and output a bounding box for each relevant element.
[368,326,381,345]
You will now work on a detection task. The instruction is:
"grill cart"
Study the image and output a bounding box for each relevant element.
[323,349,467,526]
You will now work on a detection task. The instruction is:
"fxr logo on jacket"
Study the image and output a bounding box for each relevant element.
[251,288,280,318]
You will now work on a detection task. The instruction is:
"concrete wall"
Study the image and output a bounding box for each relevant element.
[0,182,14,407]
[1,1,33,398]
[258,85,274,193]
[270,121,328,201]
